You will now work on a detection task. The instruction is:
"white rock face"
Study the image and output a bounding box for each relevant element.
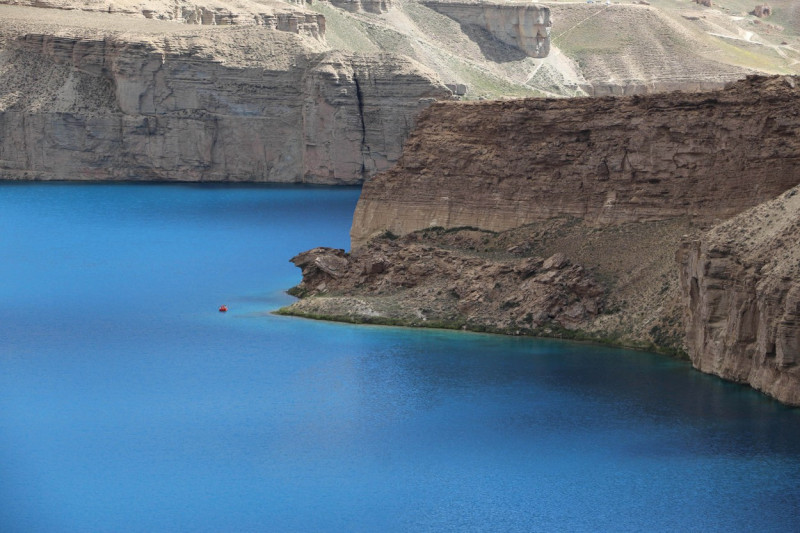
[0,31,450,183]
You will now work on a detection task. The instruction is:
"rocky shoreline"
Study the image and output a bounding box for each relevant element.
[280,217,698,358]
[283,76,800,405]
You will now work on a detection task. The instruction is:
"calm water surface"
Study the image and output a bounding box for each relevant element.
[0,183,799,532]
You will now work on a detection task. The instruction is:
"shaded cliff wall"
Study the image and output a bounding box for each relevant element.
[423,2,551,58]
[0,32,450,183]
[352,76,800,247]
[679,185,800,405]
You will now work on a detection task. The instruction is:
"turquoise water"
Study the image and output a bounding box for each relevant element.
[1,183,799,532]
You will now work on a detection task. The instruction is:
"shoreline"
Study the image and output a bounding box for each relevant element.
[274,302,690,359]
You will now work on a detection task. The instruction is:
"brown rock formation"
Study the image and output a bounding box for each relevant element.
[679,185,800,405]
[352,76,800,247]
[752,4,772,17]
[286,231,606,334]
[284,217,695,354]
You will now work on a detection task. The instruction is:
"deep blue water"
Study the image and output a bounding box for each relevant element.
[1,183,799,532]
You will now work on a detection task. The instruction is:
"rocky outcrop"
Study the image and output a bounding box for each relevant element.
[0,31,450,182]
[285,231,606,334]
[351,76,800,247]
[285,217,693,354]
[423,1,550,58]
[2,0,326,36]
[752,4,772,17]
[329,0,392,15]
[679,185,800,405]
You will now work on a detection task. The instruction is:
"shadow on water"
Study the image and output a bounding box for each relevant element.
[327,324,800,458]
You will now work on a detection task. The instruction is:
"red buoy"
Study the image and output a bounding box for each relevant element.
[219,305,228,313]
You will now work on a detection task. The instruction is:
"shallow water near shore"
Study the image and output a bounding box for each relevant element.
[1,182,799,532]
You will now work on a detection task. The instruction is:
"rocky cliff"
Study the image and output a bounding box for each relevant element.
[351,76,800,247]
[4,0,327,34]
[0,15,450,182]
[286,75,800,403]
[679,184,800,405]
[423,1,551,59]
[3,0,799,184]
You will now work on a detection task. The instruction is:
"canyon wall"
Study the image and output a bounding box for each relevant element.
[423,1,550,58]
[679,185,800,406]
[0,29,450,183]
[352,76,800,247]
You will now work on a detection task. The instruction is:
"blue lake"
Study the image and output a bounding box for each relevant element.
[1,182,799,532]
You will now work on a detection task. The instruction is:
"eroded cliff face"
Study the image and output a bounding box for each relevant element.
[679,185,800,405]
[352,76,800,247]
[0,29,450,182]
[423,1,550,58]
[329,0,392,15]
[4,0,327,36]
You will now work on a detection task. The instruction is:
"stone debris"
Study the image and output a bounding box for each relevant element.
[752,4,772,17]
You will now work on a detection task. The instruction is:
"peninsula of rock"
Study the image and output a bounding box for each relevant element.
[283,76,800,405]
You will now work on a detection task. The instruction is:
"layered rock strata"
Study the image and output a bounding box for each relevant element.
[352,76,800,247]
[679,185,800,405]
[0,30,450,182]
[2,0,326,36]
[423,1,551,58]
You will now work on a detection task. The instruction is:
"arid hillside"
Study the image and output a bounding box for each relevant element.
[3,0,799,99]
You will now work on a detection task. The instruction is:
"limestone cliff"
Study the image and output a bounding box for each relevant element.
[0,23,450,182]
[423,2,551,59]
[4,0,327,35]
[352,76,800,247]
[329,0,392,15]
[679,184,800,406]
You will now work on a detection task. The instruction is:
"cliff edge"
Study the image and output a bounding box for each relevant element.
[0,8,450,183]
[679,184,800,405]
[352,75,800,247]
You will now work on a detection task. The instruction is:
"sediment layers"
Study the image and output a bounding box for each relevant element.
[679,185,800,405]
[0,30,450,182]
[351,75,800,246]
[2,0,327,35]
